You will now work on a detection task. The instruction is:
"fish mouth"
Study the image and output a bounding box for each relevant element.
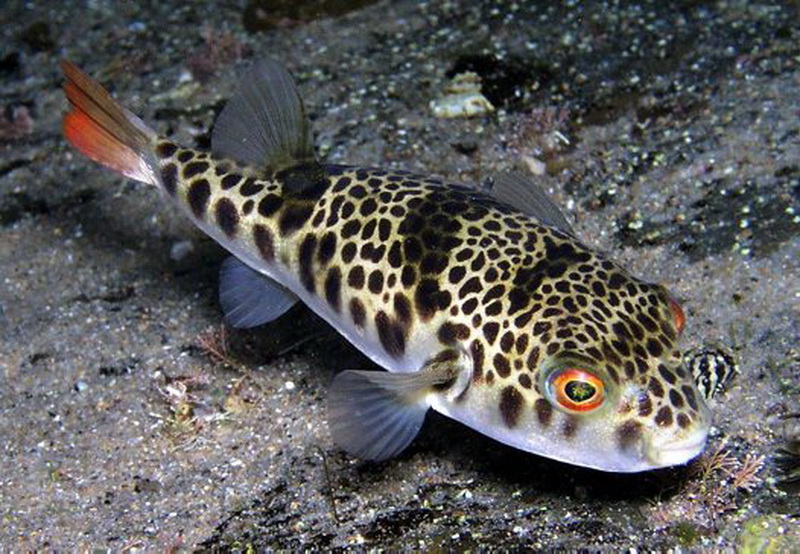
[646,428,709,468]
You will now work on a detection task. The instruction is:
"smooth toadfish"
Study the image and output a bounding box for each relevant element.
[61,59,710,472]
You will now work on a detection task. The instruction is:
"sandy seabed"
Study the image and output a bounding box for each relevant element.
[1,0,798,549]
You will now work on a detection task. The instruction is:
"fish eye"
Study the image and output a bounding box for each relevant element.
[668,296,685,335]
[548,368,606,413]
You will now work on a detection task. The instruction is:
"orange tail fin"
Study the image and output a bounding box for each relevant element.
[61,60,159,185]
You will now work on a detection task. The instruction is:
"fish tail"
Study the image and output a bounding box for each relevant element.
[61,60,159,185]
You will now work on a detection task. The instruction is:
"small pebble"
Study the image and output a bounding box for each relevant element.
[170,240,194,261]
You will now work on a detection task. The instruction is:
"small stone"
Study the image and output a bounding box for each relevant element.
[170,240,194,261]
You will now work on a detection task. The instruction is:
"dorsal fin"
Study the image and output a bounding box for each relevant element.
[212,59,316,173]
[488,171,575,236]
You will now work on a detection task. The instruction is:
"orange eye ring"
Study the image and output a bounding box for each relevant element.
[549,368,606,412]
[668,296,686,335]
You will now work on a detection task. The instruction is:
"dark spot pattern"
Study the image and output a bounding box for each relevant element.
[215,198,239,237]
[388,241,403,268]
[253,225,274,261]
[500,386,524,428]
[342,242,357,263]
[187,179,211,218]
[368,270,384,294]
[534,398,552,427]
[681,385,699,411]
[669,389,684,408]
[375,311,405,358]
[616,420,642,449]
[258,194,283,218]
[350,298,366,328]
[177,150,194,163]
[415,279,448,321]
[318,232,337,266]
[161,163,177,196]
[562,415,578,439]
[183,161,209,179]
[655,406,673,427]
[325,267,342,312]
[348,266,365,289]
[240,179,264,196]
[438,322,470,344]
[298,235,317,293]
[394,293,412,324]
[483,322,499,344]
[279,204,314,235]
[221,174,241,190]
[493,354,511,378]
[156,141,178,158]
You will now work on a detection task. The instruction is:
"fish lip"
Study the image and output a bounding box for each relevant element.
[646,428,709,467]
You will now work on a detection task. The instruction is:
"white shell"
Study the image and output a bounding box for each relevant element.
[430,72,495,118]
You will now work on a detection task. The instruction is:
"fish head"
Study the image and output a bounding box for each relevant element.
[442,261,713,473]
[519,280,711,472]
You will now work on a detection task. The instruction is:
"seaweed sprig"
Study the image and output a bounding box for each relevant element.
[649,439,765,539]
[195,324,234,366]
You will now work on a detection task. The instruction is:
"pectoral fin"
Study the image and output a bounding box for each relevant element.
[218,256,297,328]
[328,360,460,461]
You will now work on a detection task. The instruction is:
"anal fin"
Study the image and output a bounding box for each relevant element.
[219,256,297,328]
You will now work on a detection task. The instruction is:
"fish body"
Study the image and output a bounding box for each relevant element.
[62,59,710,472]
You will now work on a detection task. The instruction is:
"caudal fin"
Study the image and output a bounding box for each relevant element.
[61,60,159,185]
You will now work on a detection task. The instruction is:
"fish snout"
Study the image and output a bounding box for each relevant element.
[645,422,710,467]
[618,381,712,468]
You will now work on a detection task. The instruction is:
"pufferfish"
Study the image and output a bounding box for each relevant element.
[61,58,711,472]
